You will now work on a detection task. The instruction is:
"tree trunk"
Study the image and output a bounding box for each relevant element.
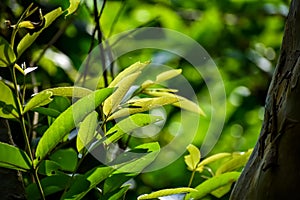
[230,0,300,199]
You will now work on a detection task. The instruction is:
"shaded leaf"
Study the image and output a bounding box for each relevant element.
[106,185,130,200]
[185,172,241,200]
[0,81,19,119]
[37,160,61,176]
[23,90,53,114]
[184,144,201,171]
[107,96,178,120]
[0,36,16,67]
[32,107,61,118]
[105,114,162,145]
[34,88,113,167]
[0,142,31,171]
[138,188,197,200]
[49,148,78,172]
[215,149,253,175]
[76,111,98,152]
[61,166,114,200]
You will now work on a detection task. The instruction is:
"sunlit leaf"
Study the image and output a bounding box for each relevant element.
[141,69,182,89]
[49,148,78,172]
[0,36,16,67]
[17,7,64,57]
[107,96,178,120]
[61,166,114,200]
[144,90,205,116]
[215,149,253,176]
[0,81,19,119]
[138,188,197,200]
[184,144,201,171]
[108,61,150,87]
[76,111,98,152]
[196,153,231,173]
[45,86,92,98]
[34,88,113,167]
[0,142,31,171]
[210,183,232,198]
[185,172,241,200]
[23,90,53,114]
[103,72,141,116]
[105,114,162,145]
[65,0,81,17]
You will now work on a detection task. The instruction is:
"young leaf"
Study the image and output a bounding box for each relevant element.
[108,61,150,88]
[155,69,182,83]
[23,90,53,114]
[76,111,98,152]
[45,86,92,98]
[185,172,241,200]
[215,149,253,176]
[138,188,197,200]
[34,88,113,167]
[0,36,16,67]
[0,142,31,171]
[17,7,64,57]
[103,71,141,116]
[184,144,201,171]
[144,90,205,116]
[65,0,81,17]
[104,114,162,145]
[196,153,231,173]
[107,96,178,120]
[61,166,114,200]
[0,81,19,119]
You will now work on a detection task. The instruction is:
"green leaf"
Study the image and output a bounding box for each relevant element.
[107,96,178,120]
[105,185,130,200]
[113,142,160,173]
[144,90,205,116]
[0,142,31,171]
[108,61,150,88]
[105,114,162,145]
[65,0,81,17]
[210,183,232,198]
[17,7,64,57]
[185,172,241,200]
[103,71,141,116]
[45,86,92,98]
[34,88,113,167]
[184,144,201,171]
[103,173,136,195]
[215,149,253,176]
[23,91,53,114]
[26,174,70,200]
[138,188,197,200]
[0,81,19,119]
[49,148,78,172]
[196,152,231,173]
[76,111,98,152]
[0,36,16,67]
[32,107,61,118]
[61,166,114,200]
[38,160,61,176]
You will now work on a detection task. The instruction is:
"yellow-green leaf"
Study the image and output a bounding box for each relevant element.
[196,153,231,173]
[184,144,201,171]
[76,111,98,153]
[107,96,178,121]
[23,91,53,114]
[215,149,253,176]
[144,90,205,116]
[0,81,19,119]
[103,72,141,116]
[45,86,92,98]
[65,0,80,17]
[156,69,182,83]
[138,188,197,200]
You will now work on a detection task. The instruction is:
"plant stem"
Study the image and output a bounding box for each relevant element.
[188,170,196,187]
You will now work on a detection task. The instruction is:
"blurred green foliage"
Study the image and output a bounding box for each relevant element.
[0,0,289,199]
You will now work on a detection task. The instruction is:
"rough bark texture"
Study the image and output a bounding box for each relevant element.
[0,119,26,200]
[230,0,300,199]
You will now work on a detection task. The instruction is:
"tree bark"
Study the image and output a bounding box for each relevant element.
[0,119,26,200]
[230,0,300,199]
